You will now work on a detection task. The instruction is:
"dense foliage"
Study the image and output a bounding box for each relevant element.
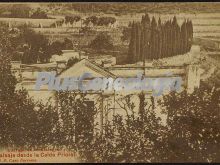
[128,14,193,63]
[54,85,220,163]
[65,15,81,25]
[1,51,219,162]
[10,25,74,63]
[83,16,116,27]
[0,25,59,148]
[30,7,48,19]
[160,86,220,162]
[0,5,48,19]
[89,32,114,51]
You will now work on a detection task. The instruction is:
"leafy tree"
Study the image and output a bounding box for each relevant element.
[0,23,16,100]
[48,40,64,56]
[83,16,98,26]
[0,89,59,148]
[160,84,220,162]
[0,55,17,102]
[22,27,48,51]
[73,15,81,23]
[16,25,50,63]
[121,26,131,42]
[48,38,73,56]
[63,38,73,50]
[51,19,65,28]
[31,7,48,19]
[74,84,220,163]
[74,94,166,163]
[89,32,114,51]
[0,24,58,148]
[97,17,116,26]
[84,16,116,27]
[55,92,96,151]
[65,15,81,26]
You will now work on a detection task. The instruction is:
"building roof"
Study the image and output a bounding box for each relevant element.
[58,58,116,78]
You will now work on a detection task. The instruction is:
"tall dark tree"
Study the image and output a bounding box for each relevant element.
[128,22,137,63]
[167,20,173,57]
[186,20,193,52]
[150,16,157,59]
[143,14,151,60]
[127,14,193,62]
[161,23,166,58]
[172,16,178,55]
[180,20,188,54]
[157,17,162,59]
[140,28,145,61]
[135,23,141,61]
[121,26,132,42]
[164,22,169,58]
[176,25,181,55]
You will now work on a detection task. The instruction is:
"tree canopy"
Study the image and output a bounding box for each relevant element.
[128,14,193,63]
[89,32,114,51]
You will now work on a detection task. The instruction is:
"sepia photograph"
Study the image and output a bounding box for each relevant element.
[0,2,219,163]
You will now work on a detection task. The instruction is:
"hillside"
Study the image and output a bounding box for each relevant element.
[44,3,220,15]
[1,3,220,16]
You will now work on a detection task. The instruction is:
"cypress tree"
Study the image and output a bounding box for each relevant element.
[144,14,151,60]
[164,21,168,57]
[158,17,162,59]
[180,22,183,54]
[127,14,193,62]
[161,23,165,58]
[141,15,145,25]
[136,23,141,62]
[186,19,190,52]
[140,27,144,61]
[189,20,193,40]
[167,20,172,57]
[176,24,181,55]
[186,20,193,52]
[128,21,136,63]
[140,14,146,61]
[166,21,170,57]
[181,20,187,54]
[172,16,178,56]
[143,13,150,25]
[150,16,157,59]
